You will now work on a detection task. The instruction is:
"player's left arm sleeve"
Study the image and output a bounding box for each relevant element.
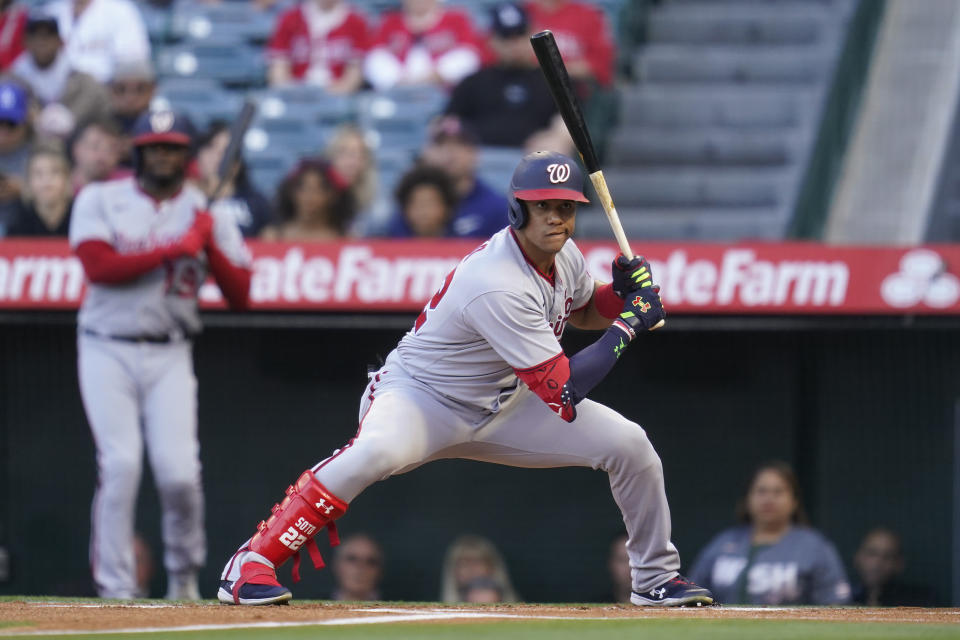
[810,539,852,605]
[206,209,253,309]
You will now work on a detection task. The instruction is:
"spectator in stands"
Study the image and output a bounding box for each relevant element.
[193,120,272,238]
[266,0,370,93]
[364,0,485,91]
[0,1,27,71]
[262,157,354,240]
[525,0,614,90]
[440,535,518,603]
[406,115,507,239]
[390,165,457,237]
[606,532,632,604]
[323,124,377,220]
[330,533,384,601]
[108,59,156,136]
[0,81,32,204]
[108,60,157,169]
[43,0,150,83]
[67,117,124,193]
[460,577,505,603]
[12,11,110,139]
[851,527,936,607]
[446,3,570,154]
[525,0,616,156]
[3,140,72,236]
[689,461,851,605]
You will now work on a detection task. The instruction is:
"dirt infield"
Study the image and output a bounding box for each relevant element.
[0,601,958,635]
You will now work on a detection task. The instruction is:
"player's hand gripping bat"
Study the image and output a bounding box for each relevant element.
[530,30,665,330]
[209,100,258,202]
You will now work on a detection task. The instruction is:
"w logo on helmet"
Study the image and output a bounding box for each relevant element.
[547,163,571,184]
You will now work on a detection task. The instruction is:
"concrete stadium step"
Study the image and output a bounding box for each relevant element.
[638,46,831,85]
[575,205,785,241]
[648,9,829,46]
[599,167,792,208]
[618,87,817,129]
[606,129,804,167]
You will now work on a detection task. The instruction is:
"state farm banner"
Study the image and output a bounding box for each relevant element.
[0,238,958,314]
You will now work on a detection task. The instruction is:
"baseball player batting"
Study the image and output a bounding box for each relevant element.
[218,151,714,608]
[70,110,253,600]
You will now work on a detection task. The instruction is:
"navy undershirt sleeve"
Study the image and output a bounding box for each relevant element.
[567,326,631,403]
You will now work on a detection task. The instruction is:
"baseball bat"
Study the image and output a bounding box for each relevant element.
[530,30,664,329]
[210,99,257,202]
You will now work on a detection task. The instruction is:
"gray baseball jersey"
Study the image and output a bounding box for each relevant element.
[396,226,594,413]
[689,525,851,605]
[72,175,250,599]
[69,176,250,336]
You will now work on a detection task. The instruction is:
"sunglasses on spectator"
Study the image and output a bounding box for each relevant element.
[111,82,152,95]
[343,554,381,567]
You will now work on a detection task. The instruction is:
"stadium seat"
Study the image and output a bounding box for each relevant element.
[607,129,801,167]
[252,88,356,128]
[618,87,813,129]
[244,116,326,157]
[476,146,524,195]
[244,151,296,197]
[639,46,829,85]
[153,79,245,130]
[155,43,266,88]
[170,2,273,44]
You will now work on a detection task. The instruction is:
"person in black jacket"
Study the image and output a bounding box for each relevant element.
[446,2,570,153]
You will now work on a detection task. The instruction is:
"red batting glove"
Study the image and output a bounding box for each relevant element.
[165,212,214,259]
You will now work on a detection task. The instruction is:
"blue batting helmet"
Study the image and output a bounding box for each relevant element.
[131,109,193,147]
[507,151,589,229]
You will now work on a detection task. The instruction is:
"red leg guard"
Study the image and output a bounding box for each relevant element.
[248,470,348,583]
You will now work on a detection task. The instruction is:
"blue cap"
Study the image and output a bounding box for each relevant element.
[490,3,529,38]
[131,109,194,147]
[0,83,27,124]
[510,150,589,202]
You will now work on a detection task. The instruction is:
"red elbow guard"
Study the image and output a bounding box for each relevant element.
[514,353,576,422]
[595,282,623,319]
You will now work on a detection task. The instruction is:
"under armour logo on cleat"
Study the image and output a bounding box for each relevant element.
[650,588,666,599]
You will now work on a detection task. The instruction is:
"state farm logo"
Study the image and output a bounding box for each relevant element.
[881,249,959,308]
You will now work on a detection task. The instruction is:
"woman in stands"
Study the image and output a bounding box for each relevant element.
[440,535,519,604]
[262,157,354,240]
[390,164,458,238]
[323,124,379,227]
[688,461,851,605]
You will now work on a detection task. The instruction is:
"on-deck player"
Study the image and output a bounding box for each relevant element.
[70,110,253,600]
[218,151,714,607]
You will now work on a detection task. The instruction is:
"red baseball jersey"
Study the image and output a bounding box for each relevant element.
[266,3,370,82]
[370,8,483,63]
[525,1,615,87]
[0,7,26,71]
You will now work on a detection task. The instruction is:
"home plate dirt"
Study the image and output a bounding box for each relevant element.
[0,601,958,635]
